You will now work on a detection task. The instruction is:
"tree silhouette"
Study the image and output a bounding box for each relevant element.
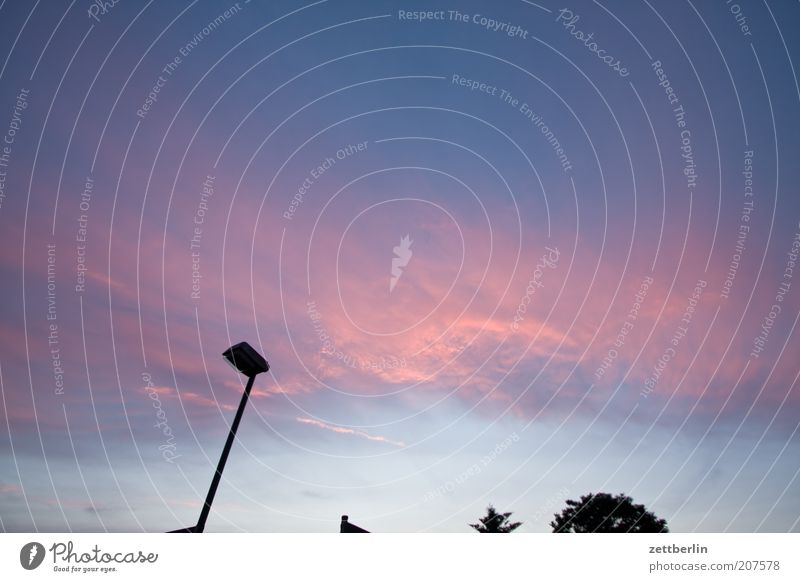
[551,492,668,533]
[470,504,522,533]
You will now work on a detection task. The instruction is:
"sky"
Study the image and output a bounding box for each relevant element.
[0,0,799,533]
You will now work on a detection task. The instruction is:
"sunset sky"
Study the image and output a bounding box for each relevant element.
[1,0,799,532]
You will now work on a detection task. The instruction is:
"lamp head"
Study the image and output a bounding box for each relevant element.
[222,342,269,377]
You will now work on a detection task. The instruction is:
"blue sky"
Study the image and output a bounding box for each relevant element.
[0,0,799,532]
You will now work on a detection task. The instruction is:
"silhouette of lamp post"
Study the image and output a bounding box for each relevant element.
[169,342,269,533]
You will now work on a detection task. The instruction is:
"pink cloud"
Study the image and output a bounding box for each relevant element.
[295,416,405,447]
[0,482,21,494]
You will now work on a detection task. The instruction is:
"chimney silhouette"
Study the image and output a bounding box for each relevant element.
[340,515,369,533]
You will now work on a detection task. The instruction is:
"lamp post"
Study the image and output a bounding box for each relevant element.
[169,342,269,533]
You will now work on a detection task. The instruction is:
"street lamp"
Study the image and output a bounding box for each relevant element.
[169,342,269,533]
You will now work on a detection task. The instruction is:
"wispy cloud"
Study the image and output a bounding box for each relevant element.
[0,482,21,494]
[295,417,405,447]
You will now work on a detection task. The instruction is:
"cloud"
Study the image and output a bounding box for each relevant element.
[0,482,21,494]
[295,417,406,447]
